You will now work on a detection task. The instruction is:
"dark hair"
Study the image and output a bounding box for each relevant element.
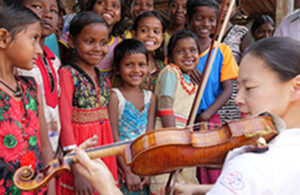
[244,37,300,82]
[186,0,219,21]
[69,11,108,37]
[0,5,40,41]
[251,14,275,34]
[85,0,126,37]
[113,39,148,70]
[132,11,166,61]
[168,29,199,60]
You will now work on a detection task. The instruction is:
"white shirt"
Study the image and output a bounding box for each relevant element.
[207,128,300,195]
[274,9,300,41]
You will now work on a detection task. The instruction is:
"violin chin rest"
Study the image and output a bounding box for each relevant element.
[246,145,269,153]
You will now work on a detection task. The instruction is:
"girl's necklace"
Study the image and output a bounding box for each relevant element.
[0,78,22,97]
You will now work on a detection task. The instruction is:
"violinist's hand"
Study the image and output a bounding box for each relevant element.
[75,149,122,195]
[124,170,143,192]
[78,134,98,150]
[190,68,202,85]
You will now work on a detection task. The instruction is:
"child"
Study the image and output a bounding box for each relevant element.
[251,14,275,41]
[16,0,61,153]
[217,0,250,64]
[149,29,200,194]
[124,0,154,39]
[216,0,251,125]
[58,11,118,194]
[0,6,54,194]
[165,0,187,46]
[108,39,156,194]
[187,0,239,184]
[164,37,300,195]
[132,11,165,91]
[60,0,126,80]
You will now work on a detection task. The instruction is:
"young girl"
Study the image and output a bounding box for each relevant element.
[0,6,54,194]
[58,11,118,194]
[16,0,61,153]
[60,0,125,80]
[132,11,165,92]
[187,0,239,184]
[150,29,200,194]
[251,14,275,41]
[123,0,154,39]
[108,39,156,195]
[165,0,187,46]
[165,37,300,195]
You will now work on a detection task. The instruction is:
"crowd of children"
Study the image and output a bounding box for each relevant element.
[1,0,298,194]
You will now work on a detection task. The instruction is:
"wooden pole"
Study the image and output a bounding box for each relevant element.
[276,0,294,26]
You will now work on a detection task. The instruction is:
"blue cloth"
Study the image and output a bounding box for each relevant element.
[45,33,60,58]
[197,48,223,114]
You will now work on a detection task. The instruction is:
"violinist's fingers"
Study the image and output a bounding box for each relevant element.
[78,135,98,150]
[75,149,116,183]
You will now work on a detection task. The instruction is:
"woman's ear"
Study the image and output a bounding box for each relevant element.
[0,28,11,48]
[290,75,300,101]
[68,34,76,49]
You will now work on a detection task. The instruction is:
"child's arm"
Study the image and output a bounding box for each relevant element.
[157,67,178,128]
[146,93,156,132]
[197,79,233,122]
[59,69,94,193]
[108,91,143,192]
[37,89,55,195]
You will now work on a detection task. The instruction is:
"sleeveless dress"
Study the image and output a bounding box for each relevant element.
[0,76,45,195]
[111,88,152,194]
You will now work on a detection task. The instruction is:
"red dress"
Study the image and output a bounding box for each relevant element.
[0,76,46,194]
[57,64,118,194]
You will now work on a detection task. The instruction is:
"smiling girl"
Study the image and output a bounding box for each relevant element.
[132,11,166,91]
[57,11,117,195]
[108,39,156,195]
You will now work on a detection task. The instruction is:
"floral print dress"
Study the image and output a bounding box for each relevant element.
[0,76,44,195]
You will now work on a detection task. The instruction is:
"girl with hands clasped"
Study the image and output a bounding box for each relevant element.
[57,11,118,195]
[108,39,156,194]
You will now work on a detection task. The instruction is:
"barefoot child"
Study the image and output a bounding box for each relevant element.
[108,39,156,194]
[57,11,117,194]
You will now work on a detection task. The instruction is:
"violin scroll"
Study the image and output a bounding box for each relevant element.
[13,157,72,192]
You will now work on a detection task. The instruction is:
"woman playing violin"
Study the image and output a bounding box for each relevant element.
[74,37,300,195]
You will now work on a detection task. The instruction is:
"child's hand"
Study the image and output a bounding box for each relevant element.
[124,170,142,192]
[72,165,94,195]
[196,111,211,122]
[140,176,150,189]
[190,68,202,84]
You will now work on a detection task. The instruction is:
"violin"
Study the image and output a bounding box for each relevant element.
[13,113,278,192]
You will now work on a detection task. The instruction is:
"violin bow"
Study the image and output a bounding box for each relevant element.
[166,0,236,194]
[187,0,236,126]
